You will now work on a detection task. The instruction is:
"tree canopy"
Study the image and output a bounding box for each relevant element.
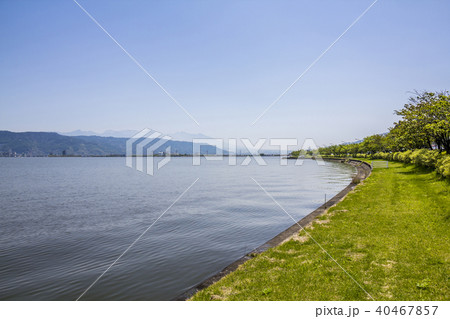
[314,91,450,156]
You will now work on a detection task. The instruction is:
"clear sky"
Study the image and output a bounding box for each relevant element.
[1,0,449,146]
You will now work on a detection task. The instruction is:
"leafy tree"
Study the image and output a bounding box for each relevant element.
[295,90,449,156]
[393,91,450,152]
[361,134,387,154]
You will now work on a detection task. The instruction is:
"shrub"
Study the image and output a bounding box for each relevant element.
[436,156,450,178]
[362,149,449,179]
[379,149,450,179]
[398,150,413,163]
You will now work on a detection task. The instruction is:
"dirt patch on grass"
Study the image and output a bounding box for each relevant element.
[262,256,282,263]
[383,260,397,269]
[211,286,233,300]
[346,252,366,261]
[282,232,310,244]
[371,260,397,269]
[380,285,393,299]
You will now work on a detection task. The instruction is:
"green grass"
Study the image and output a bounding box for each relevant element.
[192,161,450,300]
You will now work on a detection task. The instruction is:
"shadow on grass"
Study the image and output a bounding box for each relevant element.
[437,176,450,187]
[396,164,434,176]
[444,213,450,222]
[389,162,450,185]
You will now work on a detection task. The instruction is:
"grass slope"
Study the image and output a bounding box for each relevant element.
[192,161,450,300]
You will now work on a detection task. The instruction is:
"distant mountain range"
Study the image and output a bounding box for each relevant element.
[59,130,283,154]
[60,129,139,138]
[60,129,211,141]
[0,131,220,157]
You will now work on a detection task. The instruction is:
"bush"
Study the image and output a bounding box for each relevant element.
[436,156,450,178]
[370,149,449,179]
[412,149,442,168]
[398,150,413,163]
[359,149,449,179]
[327,148,449,179]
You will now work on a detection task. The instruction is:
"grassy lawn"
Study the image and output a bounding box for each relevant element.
[192,161,450,300]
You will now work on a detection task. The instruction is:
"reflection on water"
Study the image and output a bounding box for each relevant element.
[0,157,354,300]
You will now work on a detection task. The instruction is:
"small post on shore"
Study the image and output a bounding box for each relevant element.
[324,194,327,208]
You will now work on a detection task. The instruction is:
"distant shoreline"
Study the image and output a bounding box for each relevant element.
[1,154,286,158]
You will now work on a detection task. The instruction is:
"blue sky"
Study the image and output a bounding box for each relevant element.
[1,0,449,146]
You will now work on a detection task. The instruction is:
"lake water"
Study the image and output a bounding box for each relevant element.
[0,157,354,300]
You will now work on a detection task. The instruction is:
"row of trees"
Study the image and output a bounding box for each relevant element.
[318,91,450,156]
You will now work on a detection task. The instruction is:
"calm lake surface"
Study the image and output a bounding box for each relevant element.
[0,157,354,300]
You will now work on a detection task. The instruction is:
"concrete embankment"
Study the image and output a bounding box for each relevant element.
[175,159,372,300]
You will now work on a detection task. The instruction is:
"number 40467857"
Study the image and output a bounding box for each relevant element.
[375,306,438,316]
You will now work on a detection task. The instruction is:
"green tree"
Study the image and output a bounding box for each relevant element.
[393,91,450,152]
[361,134,387,154]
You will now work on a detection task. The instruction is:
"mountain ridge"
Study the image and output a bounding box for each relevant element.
[0,131,220,157]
